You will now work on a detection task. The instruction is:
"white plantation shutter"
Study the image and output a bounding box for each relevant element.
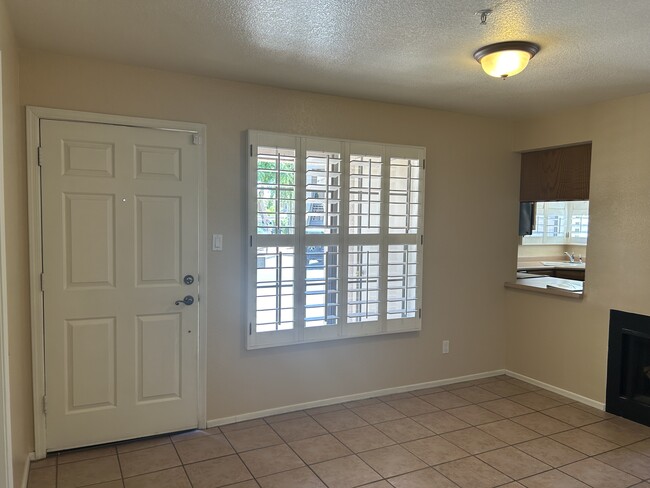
[302,139,344,342]
[388,155,421,235]
[542,201,567,244]
[387,244,418,320]
[348,151,383,235]
[347,244,382,324]
[345,143,384,336]
[255,246,295,332]
[248,131,425,349]
[568,201,589,244]
[385,148,424,331]
[249,133,300,347]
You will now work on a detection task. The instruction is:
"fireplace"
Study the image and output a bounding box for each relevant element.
[606,309,650,426]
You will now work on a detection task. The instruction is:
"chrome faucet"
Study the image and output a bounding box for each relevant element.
[564,251,575,263]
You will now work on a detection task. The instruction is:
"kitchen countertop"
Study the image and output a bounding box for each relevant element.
[506,275,584,298]
[509,258,585,298]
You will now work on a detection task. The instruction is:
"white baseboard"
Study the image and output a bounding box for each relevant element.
[19,453,34,488]
[505,370,605,410]
[207,369,506,428]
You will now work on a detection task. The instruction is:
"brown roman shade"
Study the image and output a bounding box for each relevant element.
[520,143,591,202]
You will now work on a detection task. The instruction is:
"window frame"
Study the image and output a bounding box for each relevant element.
[247,130,426,349]
[522,200,589,246]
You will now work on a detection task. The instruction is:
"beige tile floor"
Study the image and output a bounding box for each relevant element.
[27,375,650,488]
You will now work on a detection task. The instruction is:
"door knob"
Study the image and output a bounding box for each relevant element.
[175,295,195,306]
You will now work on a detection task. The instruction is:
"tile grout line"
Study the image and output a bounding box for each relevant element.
[114,446,125,487]
[376,376,522,486]
[500,416,644,487]
[277,431,337,488]
[37,377,650,488]
[219,421,257,486]
[168,434,195,488]
[248,386,641,486]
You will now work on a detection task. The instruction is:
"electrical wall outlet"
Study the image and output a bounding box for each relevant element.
[442,340,450,354]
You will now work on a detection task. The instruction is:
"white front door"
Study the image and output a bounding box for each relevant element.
[40,119,201,451]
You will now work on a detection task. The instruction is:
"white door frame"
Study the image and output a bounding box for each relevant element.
[0,238,12,488]
[26,106,208,459]
[0,52,15,488]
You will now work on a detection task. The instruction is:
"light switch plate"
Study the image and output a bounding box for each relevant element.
[212,234,223,251]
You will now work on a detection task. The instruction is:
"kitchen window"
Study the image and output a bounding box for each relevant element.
[247,131,425,349]
[523,201,589,245]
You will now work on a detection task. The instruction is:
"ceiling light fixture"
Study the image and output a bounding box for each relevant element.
[473,41,540,80]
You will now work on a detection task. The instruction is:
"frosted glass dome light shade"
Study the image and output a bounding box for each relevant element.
[474,41,540,79]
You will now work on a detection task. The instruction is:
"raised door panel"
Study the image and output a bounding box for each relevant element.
[66,317,117,412]
[135,145,181,180]
[136,314,182,403]
[64,193,115,288]
[63,140,115,178]
[136,196,181,286]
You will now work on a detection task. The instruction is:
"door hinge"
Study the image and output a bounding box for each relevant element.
[420,235,424,245]
[250,144,253,157]
[192,133,202,145]
[249,323,252,335]
[42,395,47,415]
[40,272,45,291]
[37,146,43,166]
[249,235,253,247]
[422,159,426,170]
[419,309,422,319]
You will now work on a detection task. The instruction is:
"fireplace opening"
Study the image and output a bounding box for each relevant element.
[620,331,650,406]
[607,309,650,426]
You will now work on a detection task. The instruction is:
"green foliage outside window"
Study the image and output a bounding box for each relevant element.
[257,158,295,234]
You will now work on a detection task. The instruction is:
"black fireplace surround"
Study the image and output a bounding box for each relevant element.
[606,309,650,426]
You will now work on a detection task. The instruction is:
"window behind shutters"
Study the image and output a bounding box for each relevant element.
[248,131,425,349]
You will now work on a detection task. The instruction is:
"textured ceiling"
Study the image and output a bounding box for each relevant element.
[7,0,650,117]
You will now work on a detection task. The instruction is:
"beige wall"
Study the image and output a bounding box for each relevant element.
[507,92,650,402]
[19,49,518,420]
[0,0,33,484]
